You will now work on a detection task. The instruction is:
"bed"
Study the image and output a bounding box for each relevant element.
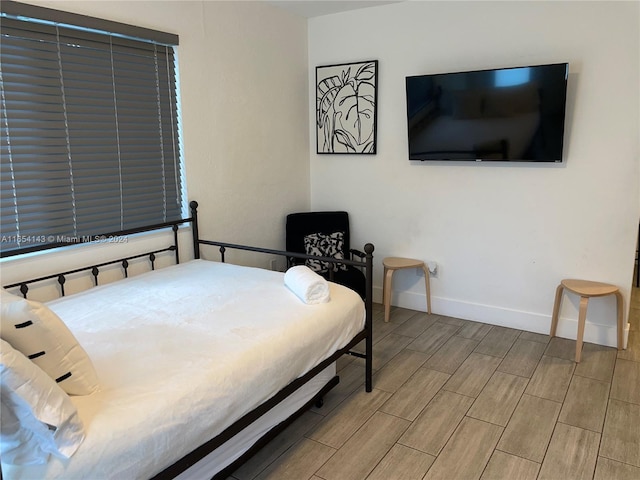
[0,201,374,479]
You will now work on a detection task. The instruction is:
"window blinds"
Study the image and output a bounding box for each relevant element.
[0,9,182,256]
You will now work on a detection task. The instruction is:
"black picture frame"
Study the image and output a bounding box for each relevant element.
[316,60,378,155]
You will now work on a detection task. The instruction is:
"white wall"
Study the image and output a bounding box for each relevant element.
[1,1,310,298]
[2,1,637,347]
[309,1,640,346]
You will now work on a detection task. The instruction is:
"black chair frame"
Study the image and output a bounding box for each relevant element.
[285,211,367,299]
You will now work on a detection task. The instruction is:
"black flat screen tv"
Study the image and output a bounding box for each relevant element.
[405,63,568,162]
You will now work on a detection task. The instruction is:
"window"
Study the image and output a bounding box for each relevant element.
[0,1,183,257]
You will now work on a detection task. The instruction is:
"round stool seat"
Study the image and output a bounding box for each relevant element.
[383,257,425,269]
[561,279,619,297]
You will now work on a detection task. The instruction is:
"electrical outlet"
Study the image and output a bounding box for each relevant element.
[417,261,439,276]
[427,261,438,275]
[270,259,277,271]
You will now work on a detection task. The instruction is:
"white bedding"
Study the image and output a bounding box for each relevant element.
[4,259,365,479]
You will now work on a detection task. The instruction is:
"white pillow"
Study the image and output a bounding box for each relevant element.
[0,289,99,395]
[1,339,85,465]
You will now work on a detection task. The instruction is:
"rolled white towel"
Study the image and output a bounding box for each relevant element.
[284,265,331,304]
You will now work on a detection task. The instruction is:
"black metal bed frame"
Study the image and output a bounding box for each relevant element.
[3,222,187,298]
[2,200,374,480]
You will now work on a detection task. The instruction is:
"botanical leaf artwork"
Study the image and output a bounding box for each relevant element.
[316,61,377,154]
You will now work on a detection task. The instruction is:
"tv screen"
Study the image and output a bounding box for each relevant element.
[405,63,568,162]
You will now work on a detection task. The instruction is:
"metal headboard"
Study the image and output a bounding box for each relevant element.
[3,218,194,299]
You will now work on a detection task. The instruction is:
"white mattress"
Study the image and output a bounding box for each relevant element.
[5,260,365,479]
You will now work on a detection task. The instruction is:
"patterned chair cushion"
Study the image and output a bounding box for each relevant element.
[303,232,349,273]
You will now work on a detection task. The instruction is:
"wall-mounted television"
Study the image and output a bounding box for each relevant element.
[405,63,568,162]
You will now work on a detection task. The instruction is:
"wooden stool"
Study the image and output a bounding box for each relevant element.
[550,279,624,362]
[382,257,431,323]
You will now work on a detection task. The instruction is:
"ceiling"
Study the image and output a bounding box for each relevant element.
[265,1,404,18]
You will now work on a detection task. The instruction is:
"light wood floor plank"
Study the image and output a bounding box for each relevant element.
[371,315,401,344]
[406,322,461,355]
[436,315,468,327]
[518,331,550,344]
[387,306,417,324]
[391,312,436,338]
[480,450,540,480]
[425,335,479,374]
[336,354,355,371]
[456,320,493,341]
[398,390,474,456]
[443,352,502,398]
[544,337,577,361]
[594,456,640,480]
[371,333,414,371]
[306,388,391,449]
[525,354,575,403]
[366,444,435,480]
[497,394,562,463]
[380,367,450,421]
[610,358,640,405]
[467,371,528,427]
[617,328,640,362]
[372,349,430,393]
[497,338,546,378]
[315,411,410,480]
[558,375,610,432]
[600,399,640,467]
[230,301,640,480]
[254,438,335,480]
[474,326,521,358]
[423,417,503,480]
[538,423,600,480]
[574,342,617,383]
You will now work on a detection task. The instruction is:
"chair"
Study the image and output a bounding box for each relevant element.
[286,211,366,299]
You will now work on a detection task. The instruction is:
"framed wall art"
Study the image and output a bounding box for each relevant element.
[316,60,378,155]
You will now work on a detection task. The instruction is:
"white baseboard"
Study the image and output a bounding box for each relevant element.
[373,287,629,349]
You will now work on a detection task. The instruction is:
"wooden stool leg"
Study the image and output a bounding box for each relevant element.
[384,268,394,323]
[615,290,624,350]
[382,266,387,309]
[575,296,589,363]
[422,264,431,314]
[550,284,564,338]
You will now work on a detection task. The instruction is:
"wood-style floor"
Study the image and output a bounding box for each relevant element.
[228,285,640,480]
